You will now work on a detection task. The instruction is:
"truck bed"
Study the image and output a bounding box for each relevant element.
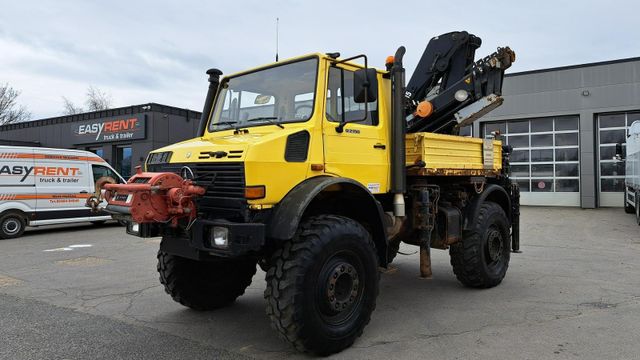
[405,132,502,177]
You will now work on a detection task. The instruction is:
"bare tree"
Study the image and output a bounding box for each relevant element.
[62,96,83,115]
[85,86,112,111]
[0,83,31,125]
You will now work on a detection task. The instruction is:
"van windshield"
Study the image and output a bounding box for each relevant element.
[208,58,318,132]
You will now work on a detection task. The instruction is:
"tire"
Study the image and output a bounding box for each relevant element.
[450,201,511,288]
[624,190,635,214]
[387,238,401,263]
[0,211,26,239]
[264,215,379,355]
[157,247,256,311]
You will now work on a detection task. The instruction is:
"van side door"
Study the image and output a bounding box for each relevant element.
[35,154,92,221]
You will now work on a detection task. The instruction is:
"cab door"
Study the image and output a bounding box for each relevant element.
[322,65,390,194]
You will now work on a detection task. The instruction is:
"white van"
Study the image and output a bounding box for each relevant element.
[0,146,125,239]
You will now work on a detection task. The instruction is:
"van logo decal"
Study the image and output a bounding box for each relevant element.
[0,165,80,183]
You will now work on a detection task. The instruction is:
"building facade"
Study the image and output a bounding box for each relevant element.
[0,103,201,179]
[476,57,640,208]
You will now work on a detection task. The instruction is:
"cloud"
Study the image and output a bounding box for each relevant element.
[0,0,637,118]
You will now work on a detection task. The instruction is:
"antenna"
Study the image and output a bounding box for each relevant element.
[276,17,279,62]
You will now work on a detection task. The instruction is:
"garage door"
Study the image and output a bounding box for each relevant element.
[483,115,581,206]
[597,111,640,207]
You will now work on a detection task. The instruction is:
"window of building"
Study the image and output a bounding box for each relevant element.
[326,66,378,126]
[115,146,132,179]
[597,111,640,200]
[88,147,104,159]
[483,115,580,193]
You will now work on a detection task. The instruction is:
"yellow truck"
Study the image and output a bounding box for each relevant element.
[98,31,519,355]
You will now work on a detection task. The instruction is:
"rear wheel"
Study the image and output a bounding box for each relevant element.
[264,215,379,355]
[157,246,256,311]
[450,201,511,288]
[0,211,26,239]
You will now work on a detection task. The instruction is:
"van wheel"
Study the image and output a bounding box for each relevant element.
[0,211,26,239]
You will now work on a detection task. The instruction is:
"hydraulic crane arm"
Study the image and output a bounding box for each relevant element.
[404,31,515,134]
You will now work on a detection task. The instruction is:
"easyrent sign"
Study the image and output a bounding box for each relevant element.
[71,116,146,144]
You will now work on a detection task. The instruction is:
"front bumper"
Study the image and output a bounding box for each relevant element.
[128,219,265,259]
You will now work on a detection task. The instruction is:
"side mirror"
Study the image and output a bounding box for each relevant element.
[614,143,625,161]
[353,68,378,103]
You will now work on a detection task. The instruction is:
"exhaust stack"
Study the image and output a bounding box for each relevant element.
[196,68,223,137]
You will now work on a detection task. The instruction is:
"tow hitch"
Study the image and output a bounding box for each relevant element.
[88,166,205,227]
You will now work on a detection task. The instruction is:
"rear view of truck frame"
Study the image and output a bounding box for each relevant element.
[95,31,520,355]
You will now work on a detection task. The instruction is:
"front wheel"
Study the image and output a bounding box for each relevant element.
[264,215,379,355]
[0,211,26,239]
[450,201,511,288]
[157,246,256,311]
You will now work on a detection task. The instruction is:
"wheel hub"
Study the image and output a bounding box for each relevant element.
[326,262,359,312]
[487,228,503,262]
[3,219,19,235]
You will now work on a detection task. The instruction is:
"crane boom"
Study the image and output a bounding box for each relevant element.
[404,31,515,134]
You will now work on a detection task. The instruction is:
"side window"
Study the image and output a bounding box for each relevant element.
[92,165,121,184]
[326,67,378,126]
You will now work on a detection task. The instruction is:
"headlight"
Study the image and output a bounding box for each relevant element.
[211,226,229,247]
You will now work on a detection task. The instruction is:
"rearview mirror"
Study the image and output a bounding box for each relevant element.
[254,94,273,105]
[353,68,378,103]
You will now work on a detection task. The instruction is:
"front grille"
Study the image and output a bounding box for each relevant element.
[147,162,246,214]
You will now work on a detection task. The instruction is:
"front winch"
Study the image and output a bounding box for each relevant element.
[101,166,205,226]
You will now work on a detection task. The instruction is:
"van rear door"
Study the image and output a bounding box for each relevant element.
[0,147,36,216]
[34,153,92,221]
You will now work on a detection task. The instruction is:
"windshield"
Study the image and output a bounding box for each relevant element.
[208,57,318,132]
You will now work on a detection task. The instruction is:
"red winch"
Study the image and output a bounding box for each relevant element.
[102,167,205,226]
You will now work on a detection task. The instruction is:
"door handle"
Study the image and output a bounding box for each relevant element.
[373,143,386,150]
[80,190,88,194]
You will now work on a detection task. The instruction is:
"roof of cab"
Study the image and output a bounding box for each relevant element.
[224,52,387,79]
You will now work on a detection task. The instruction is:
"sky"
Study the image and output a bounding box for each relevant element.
[0,0,638,119]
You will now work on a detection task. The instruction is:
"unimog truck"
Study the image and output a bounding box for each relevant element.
[96,31,520,355]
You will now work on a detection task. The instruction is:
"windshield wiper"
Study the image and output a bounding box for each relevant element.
[213,121,239,128]
[246,117,284,129]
